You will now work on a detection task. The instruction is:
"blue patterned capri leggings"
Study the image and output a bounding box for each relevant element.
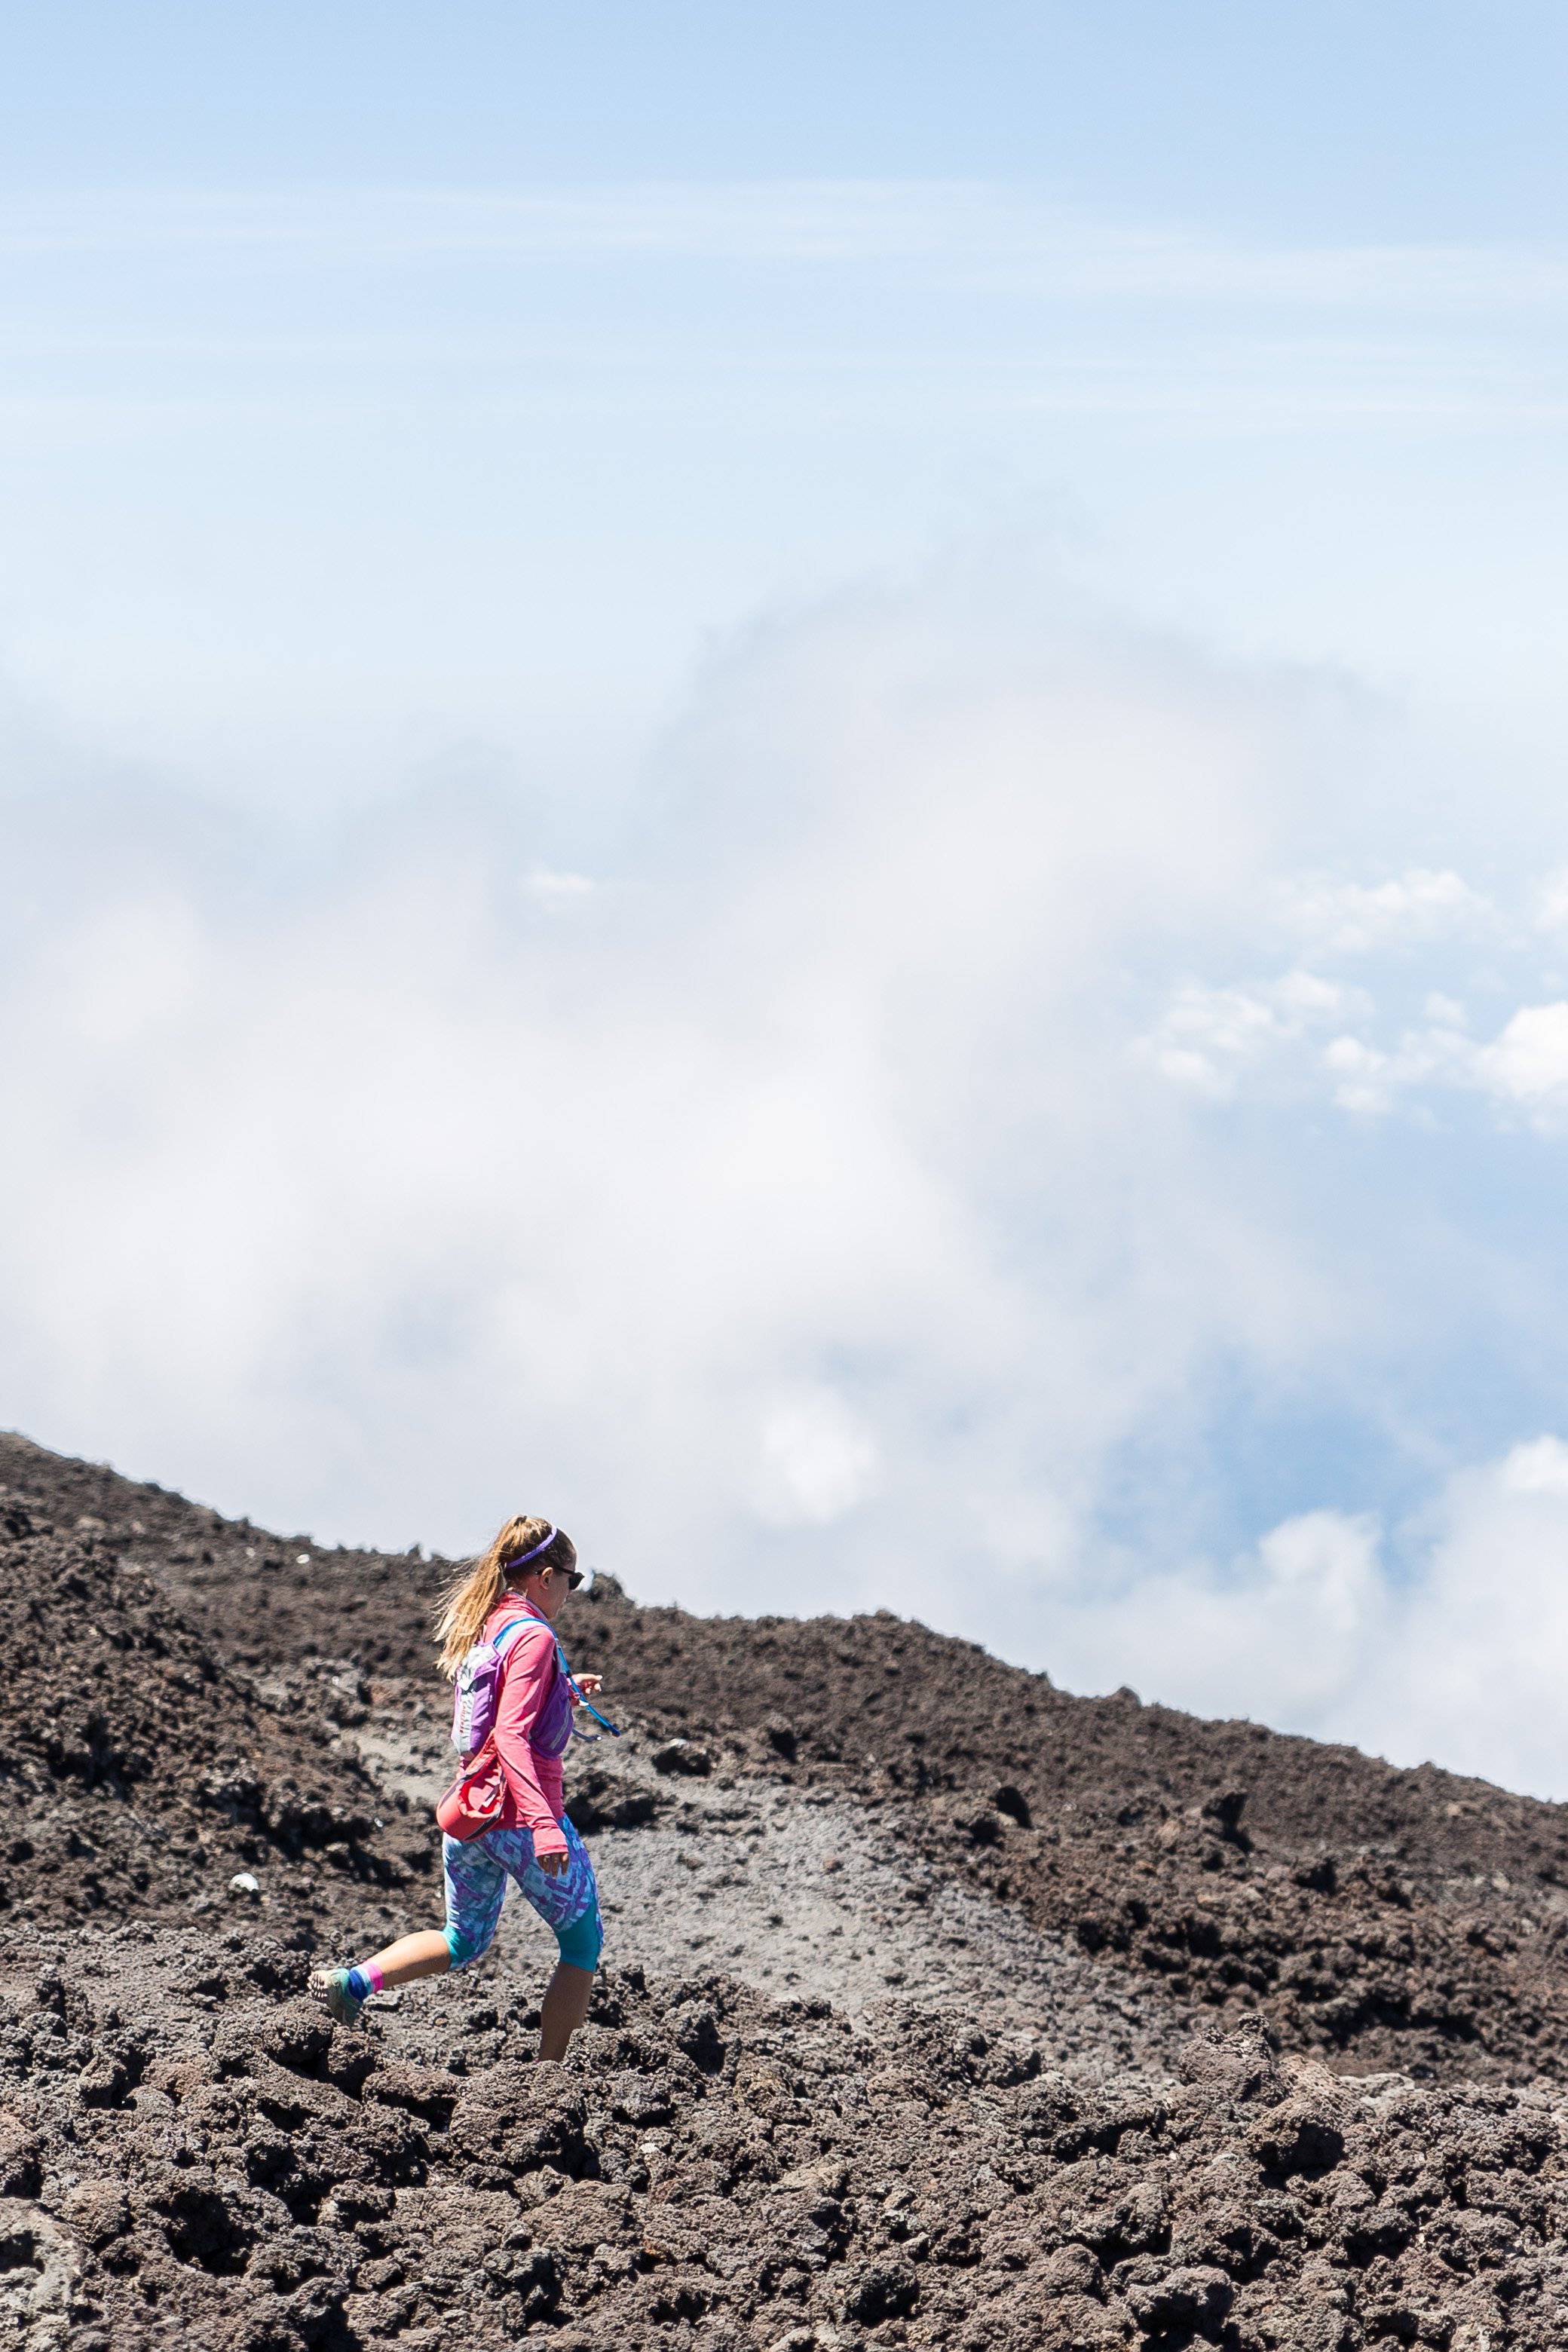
[441,1816,603,1974]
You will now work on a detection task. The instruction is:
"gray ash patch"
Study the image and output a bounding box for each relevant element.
[337,1719,1195,2078]
[569,1766,1197,2081]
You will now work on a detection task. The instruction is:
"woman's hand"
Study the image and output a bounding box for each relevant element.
[574,1674,604,1696]
[538,1849,570,1878]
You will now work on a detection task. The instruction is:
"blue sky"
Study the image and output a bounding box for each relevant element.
[4,2,1568,792]
[5,6,1568,1792]
[4,5,1566,234]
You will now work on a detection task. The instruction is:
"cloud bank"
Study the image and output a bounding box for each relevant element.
[4,567,1568,1793]
[1052,1439,1568,1805]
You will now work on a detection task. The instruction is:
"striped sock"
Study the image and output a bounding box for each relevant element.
[345,1961,384,2002]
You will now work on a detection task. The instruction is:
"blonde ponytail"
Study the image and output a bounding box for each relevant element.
[434,1513,577,1678]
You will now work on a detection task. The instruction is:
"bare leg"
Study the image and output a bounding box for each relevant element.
[310,1928,452,2023]
[537,1962,593,2063]
[354,1929,452,1988]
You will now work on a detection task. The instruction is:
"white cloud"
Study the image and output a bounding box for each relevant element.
[5,571,1568,1800]
[1039,1439,1568,1802]
[1475,1000,1568,1111]
[753,1389,881,1528]
[1139,970,1362,1100]
[1371,1442,1568,1798]
[1320,1032,1391,1113]
[0,577,1319,1600]
[1041,1510,1392,1741]
[524,867,596,902]
[1141,886,1568,1125]
[1500,1434,1568,1497]
[1282,867,1491,957]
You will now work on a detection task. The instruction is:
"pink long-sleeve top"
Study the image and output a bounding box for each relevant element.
[485,1594,571,1861]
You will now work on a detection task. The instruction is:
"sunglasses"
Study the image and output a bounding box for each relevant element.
[503,1538,583,1588]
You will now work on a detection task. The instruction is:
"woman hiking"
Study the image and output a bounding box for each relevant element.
[310,1516,606,2063]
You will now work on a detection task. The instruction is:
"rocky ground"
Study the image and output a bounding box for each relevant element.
[4,1430,1568,2348]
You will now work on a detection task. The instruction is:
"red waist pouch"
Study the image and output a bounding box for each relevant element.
[436,1736,507,1842]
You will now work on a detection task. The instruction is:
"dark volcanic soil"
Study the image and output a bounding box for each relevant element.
[0,1475,432,1952]
[11,1931,1568,2352]
[5,1428,1568,2350]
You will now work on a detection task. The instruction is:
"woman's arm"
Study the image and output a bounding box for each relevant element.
[492,1622,569,1860]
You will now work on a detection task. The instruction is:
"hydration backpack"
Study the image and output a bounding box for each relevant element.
[450,1615,536,1759]
[449,1615,623,1760]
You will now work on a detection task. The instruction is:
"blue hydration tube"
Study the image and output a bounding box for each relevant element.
[553,1637,623,1740]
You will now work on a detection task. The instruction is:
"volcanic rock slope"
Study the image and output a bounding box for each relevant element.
[4,1431,1568,2351]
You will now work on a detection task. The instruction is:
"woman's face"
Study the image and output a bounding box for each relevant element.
[525,1562,574,1622]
